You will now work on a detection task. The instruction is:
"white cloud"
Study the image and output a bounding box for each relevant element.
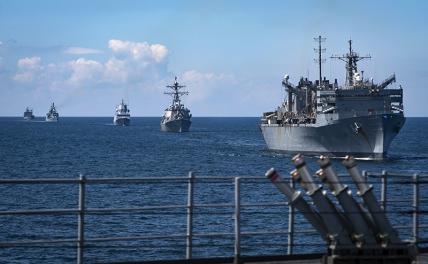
[108,39,168,62]
[7,41,255,116]
[17,56,42,70]
[102,39,169,84]
[149,44,168,62]
[182,70,233,82]
[104,58,128,83]
[13,40,170,89]
[64,47,102,55]
[13,72,34,82]
[10,41,237,113]
[14,56,43,82]
[180,70,236,102]
[68,58,103,85]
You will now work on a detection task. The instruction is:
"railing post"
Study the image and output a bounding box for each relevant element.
[234,177,241,264]
[186,171,195,259]
[287,178,295,255]
[362,170,368,183]
[77,174,86,264]
[381,170,388,210]
[413,173,419,244]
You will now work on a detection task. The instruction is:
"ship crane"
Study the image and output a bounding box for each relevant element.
[377,74,396,90]
[260,37,405,160]
[282,75,317,116]
[282,75,297,112]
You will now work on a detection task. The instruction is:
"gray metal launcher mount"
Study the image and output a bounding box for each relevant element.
[266,154,417,264]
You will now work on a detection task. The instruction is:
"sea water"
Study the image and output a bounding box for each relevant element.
[0,117,427,263]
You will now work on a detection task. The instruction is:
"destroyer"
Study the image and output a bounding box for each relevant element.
[113,99,131,126]
[46,102,59,122]
[23,107,35,120]
[260,37,405,160]
[161,77,192,132]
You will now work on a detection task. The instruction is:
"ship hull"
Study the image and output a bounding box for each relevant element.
[23,116,34,121]
[114,117,130,126]
[260,114,405,160]
[45,117,58,122]
[161,119,191,132]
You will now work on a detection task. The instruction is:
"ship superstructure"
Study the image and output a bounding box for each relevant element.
[260,37,405,159]
[113,99,131,126]
[23,107,35,120]
[161,77,192,132]
[45,102,59,122]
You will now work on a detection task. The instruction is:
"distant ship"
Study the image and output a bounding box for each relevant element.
[161,77,192,132]
[45,102,59,122]
[23,107,35,120]
[260,37,405,160]
[113,99,130,126]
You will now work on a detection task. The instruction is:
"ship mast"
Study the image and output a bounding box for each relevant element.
[165,76,188,107]
[331,40,371,87]
[314,36,326,88]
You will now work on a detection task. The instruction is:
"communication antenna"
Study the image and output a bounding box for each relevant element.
[314,36,326,88]
[331,39,371,87]
[165,76,188,106]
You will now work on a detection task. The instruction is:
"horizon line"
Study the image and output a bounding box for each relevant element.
[1,115,427,118]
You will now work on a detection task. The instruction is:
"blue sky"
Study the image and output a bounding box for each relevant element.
[0,0,427,116]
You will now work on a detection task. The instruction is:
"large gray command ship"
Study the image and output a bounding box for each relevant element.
[161,77,192,132]
[260,37,405,160]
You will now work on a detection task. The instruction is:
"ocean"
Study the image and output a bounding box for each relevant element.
[0,117,427,263]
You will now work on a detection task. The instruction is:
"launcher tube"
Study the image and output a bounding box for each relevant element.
[343,156,401,246]
[291,154,352,245]
[317,156,376,246]
[266,168,328,241]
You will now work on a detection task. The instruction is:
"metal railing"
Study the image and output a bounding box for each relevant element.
[0,170,427,263]
[362,170,428,245]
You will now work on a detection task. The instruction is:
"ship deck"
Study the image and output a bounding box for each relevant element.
[112,251,428,264]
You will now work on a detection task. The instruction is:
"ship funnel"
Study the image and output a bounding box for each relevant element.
[291,154,352,246]
[316,156,376,247]
[342,155,401,246]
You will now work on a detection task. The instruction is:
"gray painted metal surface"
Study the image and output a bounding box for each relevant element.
[113,99,131,126]
[343,156,401,245]
[270,155,417,263]
[23,107,35,120]
[291,155,352,246]
[45,102,59,122]
[260,38,405,160]
[161,77,192,132]
[161,118,191,132]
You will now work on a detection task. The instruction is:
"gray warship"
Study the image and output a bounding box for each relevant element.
[161,77,192,132]
[45,102,59,122]
[113,99,131,126]
[23,107,35,120]
[260,37,405,160]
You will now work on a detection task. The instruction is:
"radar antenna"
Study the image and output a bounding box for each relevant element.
[331,39,371,87]
[164,76,188,107]
[314,36,326,88]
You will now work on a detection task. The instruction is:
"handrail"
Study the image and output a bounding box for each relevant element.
[0,171,427,263]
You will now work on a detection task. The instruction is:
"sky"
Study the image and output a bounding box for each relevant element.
[0,0,427,117]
